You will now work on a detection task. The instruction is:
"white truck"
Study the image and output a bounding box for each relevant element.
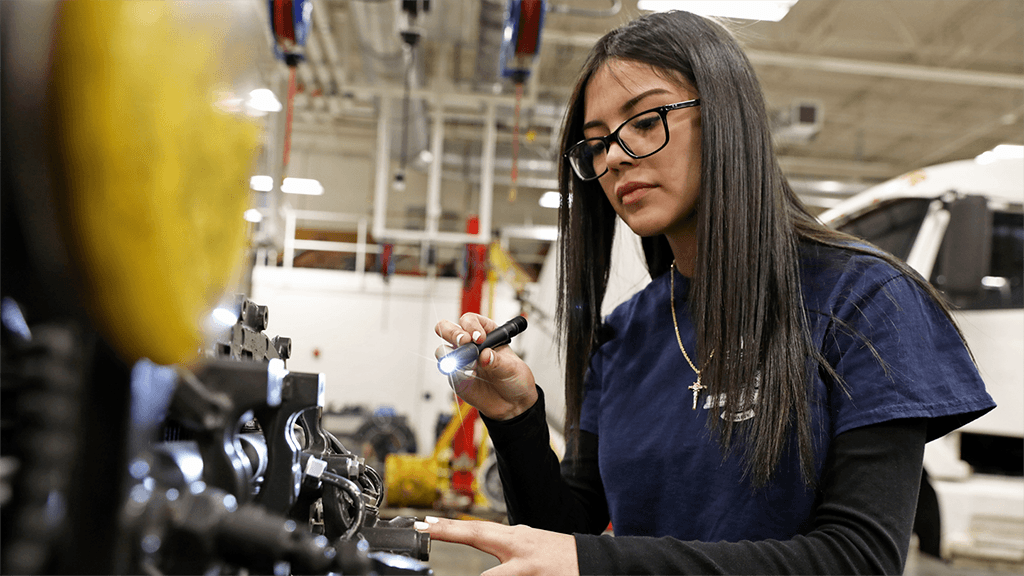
[818,156,1024,564]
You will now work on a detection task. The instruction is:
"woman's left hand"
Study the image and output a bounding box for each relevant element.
[415,516,579,576]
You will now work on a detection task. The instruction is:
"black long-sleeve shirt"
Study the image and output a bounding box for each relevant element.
[482,386,928,575]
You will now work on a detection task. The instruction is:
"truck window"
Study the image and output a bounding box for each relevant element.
[931,210,1024,310]
[836,198,932,261]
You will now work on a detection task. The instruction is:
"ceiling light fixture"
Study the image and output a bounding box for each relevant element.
[248,88,283,113]
[281,177,325,196]
[539,191,561,209]
[250,175,274,192]
[637,1,799,22]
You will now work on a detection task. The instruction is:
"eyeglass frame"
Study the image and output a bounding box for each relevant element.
[563,98,701,182]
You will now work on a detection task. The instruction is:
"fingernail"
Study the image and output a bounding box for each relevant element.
[472,331,481,342]
[424,516,440,524]
[455,334,465,346]
[414,521,429,531]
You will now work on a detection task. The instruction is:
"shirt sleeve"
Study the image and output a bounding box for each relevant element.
[574,417,928,575]
[481,386,610,535]
[823,271,993,439]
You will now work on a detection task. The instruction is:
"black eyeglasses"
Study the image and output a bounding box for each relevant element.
[564,99,701,181]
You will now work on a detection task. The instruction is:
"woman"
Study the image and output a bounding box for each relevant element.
[420,10,994,575]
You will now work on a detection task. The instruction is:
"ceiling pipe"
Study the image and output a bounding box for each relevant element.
[310,0,347,84]
[547,0,621,18]
[372,94,392,243]
[425,104,446,241]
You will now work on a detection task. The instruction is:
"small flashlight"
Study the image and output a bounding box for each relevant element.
[438,316,528,375]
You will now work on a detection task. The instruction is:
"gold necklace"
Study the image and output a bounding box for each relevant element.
[671,261,705,410]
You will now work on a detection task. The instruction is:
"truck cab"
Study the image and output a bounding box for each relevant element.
[818,157,1024,564]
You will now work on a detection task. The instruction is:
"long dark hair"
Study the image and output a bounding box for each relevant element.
[555,10,961,486]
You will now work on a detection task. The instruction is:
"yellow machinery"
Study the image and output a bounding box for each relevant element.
[385,400,496,510]
[487,241,534,314]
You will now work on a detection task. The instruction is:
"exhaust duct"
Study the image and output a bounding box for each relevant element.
[349,0,429,164]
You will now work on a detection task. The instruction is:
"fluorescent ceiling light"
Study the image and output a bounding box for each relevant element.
[250,175,274,192]
[638,1,799,22]
[248,88,282,113]
[815,180,844,193]
[539,191,561,209]
[281,177,324,196]
[243,209,263,223]
[975,144,1024,165]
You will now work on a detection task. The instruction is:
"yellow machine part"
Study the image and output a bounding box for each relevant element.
[488,242,533,296]
[384,401,482,509]
[50,0,261,365]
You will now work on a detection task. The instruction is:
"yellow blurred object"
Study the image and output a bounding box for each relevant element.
[385,401,481,509]
[383,453,442,509]
[471,427,493,508]
[50,0,261,365]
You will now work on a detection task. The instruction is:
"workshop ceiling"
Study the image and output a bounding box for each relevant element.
[262,0,1023,211]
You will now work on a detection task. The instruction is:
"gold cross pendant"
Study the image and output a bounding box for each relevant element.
[688,379,704,410]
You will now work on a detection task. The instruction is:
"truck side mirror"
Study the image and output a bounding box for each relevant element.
[936,195,992,295]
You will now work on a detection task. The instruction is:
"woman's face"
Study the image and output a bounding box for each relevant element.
[582,59,702,239]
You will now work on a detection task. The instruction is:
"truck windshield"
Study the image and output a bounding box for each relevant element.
[836,198,932,261]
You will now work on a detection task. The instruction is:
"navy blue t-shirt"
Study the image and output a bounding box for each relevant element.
[579,243,995,543]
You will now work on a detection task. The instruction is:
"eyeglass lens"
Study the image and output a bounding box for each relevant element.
[569,109,668,180]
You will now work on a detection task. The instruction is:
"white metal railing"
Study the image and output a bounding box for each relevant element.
[282,209,370,271]
[278,208,432,274]
[274,207,557,274]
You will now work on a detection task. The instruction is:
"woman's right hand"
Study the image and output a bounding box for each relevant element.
[434,313,538,421]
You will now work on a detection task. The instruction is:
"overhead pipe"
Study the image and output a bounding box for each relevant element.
[310,0,347,84]
[479,101,497,245]
[372,95,392,243]
[547,0,621,18]
[425,103,446,241]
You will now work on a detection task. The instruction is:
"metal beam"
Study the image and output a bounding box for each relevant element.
[744,50,1024,90]
[540,31,1023,89]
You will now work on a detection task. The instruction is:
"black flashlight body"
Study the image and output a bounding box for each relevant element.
[438,316,528,374]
